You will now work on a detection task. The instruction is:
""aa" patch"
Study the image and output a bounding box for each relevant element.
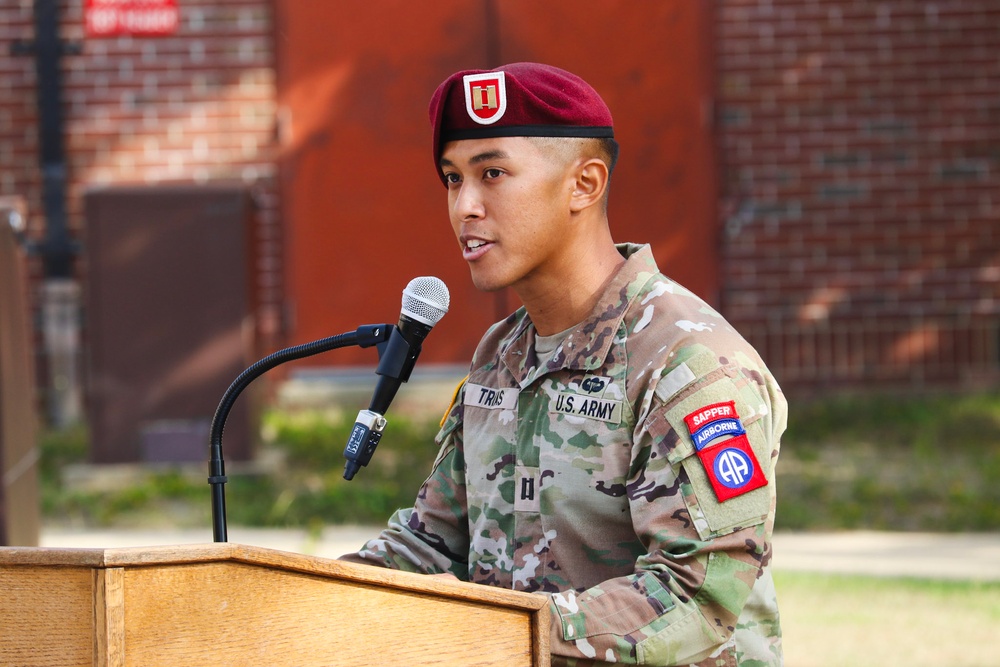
[696,434,768,502]
[684,401,766,502]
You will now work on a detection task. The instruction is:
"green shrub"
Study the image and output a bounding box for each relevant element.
[775,392,1000,532]
[238,409,442,526]
[38,391,1000,532]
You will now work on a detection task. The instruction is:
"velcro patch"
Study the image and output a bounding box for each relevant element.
[691,418,746,450]
[654,361,696,402]
[464,382,518,410]
[684,401,738,432]
[696,434,768,502]
[515,466,541,512]
[553,392,622,424]
[579,374,612,396]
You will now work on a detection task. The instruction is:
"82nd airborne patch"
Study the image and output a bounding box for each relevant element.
[684,401,767,502]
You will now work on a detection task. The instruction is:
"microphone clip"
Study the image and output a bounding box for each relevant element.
[343,409,387,480]
[374,321,423,383]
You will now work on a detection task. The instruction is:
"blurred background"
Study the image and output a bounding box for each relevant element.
[3,0,999,539]
[0,0,1000,542]
[1,1,998,662]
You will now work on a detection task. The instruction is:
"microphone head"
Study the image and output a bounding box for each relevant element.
[402,276,450,327]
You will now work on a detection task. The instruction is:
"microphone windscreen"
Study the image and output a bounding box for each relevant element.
[402,276,450,326]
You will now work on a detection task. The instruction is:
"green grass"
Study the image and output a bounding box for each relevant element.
[775,392,1000,531]
[35,395,1000,665]
[39,391,1000,532]
[776,571,1000,666]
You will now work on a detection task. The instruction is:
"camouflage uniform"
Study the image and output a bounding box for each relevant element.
[342,243,786,666]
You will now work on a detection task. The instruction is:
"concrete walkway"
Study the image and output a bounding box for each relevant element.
[770,530,1000,581]
[37,526,1000,582]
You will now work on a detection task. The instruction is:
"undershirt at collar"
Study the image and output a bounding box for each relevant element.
[534,325,574,367]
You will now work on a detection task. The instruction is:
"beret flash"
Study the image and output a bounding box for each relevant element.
[428,62,614,182]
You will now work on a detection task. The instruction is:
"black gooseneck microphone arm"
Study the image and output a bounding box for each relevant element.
[209,324,391,543]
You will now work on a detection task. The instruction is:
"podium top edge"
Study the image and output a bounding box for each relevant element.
[0,543,550,612]
[0,543,237,567]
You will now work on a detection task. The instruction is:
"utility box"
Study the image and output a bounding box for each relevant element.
[83,185,258,464]
[0,197,40,546]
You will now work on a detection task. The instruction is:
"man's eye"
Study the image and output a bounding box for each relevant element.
[444,172,461,185]
[484,168,503,179]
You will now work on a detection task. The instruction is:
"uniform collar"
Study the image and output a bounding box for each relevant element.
[501,243,658,387]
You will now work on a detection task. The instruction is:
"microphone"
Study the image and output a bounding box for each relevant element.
[343,276,450,480]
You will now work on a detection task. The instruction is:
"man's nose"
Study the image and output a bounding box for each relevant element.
[452,182,485,221]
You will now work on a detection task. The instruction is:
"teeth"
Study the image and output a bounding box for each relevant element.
[467,240,486,250]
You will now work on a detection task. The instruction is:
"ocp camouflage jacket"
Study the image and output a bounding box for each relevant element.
[342,243,786,666]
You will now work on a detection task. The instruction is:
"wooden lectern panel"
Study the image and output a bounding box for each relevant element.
[121,561,535,665]
[2,566,95,666]
[0,543,550,667]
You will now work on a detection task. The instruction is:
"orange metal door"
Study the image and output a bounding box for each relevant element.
[275,0,717,366]
[496,1,719,303]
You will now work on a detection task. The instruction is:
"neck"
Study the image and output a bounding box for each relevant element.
[515,239,625,336]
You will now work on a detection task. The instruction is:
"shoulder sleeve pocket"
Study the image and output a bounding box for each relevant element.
[659,377,773,540]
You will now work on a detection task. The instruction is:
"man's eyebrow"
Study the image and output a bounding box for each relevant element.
[470,149,510,164]
[439,150,511,169]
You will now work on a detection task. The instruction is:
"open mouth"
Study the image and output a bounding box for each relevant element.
[463,238,493,260]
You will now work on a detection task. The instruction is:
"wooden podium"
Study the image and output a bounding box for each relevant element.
[0,543,550,666]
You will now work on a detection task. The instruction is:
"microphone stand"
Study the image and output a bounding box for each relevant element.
[209,324,391,543]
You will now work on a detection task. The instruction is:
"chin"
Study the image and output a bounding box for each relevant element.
[469,271,510,293]
[471,279,505,293]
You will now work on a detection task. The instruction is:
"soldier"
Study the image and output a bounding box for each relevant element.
[341,62,786,666]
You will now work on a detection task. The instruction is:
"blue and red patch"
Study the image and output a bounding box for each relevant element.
[684,401,767,502]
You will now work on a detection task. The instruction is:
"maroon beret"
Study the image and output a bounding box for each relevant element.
[428,62,614,181]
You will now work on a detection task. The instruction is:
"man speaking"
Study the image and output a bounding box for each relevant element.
[342,62,786,666]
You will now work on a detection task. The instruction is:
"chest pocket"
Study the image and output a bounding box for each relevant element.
[526,380,636,523]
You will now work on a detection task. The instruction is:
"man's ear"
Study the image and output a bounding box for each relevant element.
[569,158,609,213]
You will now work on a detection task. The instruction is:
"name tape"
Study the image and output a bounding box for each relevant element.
[464,383,518,410]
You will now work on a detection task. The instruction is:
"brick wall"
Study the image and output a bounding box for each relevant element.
[0,0,282,363]
[4,0,998,402]
[0,3,40,232]
[716,0,1000,390]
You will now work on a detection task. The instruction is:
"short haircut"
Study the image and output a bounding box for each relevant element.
[529,136,620,209]
[530,136,620,176]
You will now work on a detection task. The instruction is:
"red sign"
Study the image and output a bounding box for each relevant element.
[85,0,179,38]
